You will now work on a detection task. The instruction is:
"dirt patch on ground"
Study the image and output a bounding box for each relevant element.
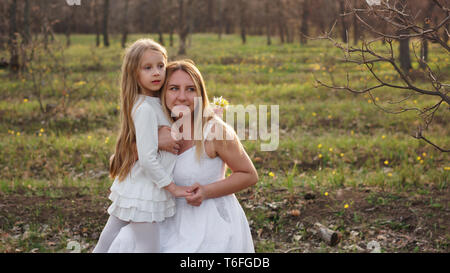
[0,185,448,253]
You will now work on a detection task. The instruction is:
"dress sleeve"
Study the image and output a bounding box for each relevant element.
[133,103,172,189]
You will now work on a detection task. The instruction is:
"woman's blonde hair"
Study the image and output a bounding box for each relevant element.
[161,60,237,160]
[110,38,168,181]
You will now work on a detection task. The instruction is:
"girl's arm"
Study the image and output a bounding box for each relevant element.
[186,132,258,206]
[134,103,191,197]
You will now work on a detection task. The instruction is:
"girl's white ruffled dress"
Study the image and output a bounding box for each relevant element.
[159,120,255,252]
[107,95,177,223]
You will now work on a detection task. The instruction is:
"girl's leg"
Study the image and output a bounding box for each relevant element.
[92,215,128,253]
[108,221,160,253]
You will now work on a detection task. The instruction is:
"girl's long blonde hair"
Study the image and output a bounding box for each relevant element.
[161,60,236,160]
[110,38,168,181]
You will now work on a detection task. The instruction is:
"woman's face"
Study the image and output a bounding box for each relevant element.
[165,70,199,117]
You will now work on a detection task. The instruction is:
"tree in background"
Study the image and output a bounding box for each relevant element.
[102,0,109,47]
[316,0,450,152]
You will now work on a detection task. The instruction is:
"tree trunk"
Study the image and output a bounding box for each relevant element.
[398,30,412,72]
[265,0,271,45]
[339,0,348,43]
[93,0,100,47]
[239,0,247,44]
[155,0,164,45]
[276,0,285,44]
[420,2,435,69]
[103,0,110,47]
[396,0,411,72]
[65,7,75,48]
[23,0,31,45]
[300,0,309,45]
[8,0,19,74]
[121,0,129,48]
[217,0,223,40]
[178,0,189,55]
[353,0,359,45]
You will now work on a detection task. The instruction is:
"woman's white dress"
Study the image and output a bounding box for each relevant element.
[159,120,255,253]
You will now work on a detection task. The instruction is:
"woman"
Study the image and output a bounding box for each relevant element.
[157,60,258,253]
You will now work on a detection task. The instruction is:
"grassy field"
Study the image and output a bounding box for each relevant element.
[0,33,448,253]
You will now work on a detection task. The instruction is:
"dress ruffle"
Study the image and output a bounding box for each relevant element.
[107,177,176,223]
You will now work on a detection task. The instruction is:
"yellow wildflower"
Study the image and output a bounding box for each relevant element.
[324,192,329,196]
[344,204,349,209]
[268,172,275,177]
[382,135,386,139]
[23,98,29,103]
[422,152,426,157]
[329,148,333,152]
[318,154,323,159]
[340,153,344,157]
[388,173,393,177]
[417,156,421,161]
[318,144,322,149]
[384,160,389,165]
[40,128,44,133]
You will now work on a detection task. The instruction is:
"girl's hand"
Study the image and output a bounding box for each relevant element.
[158,126,181,155]
[164,182,193,198]
[185,182,205,207]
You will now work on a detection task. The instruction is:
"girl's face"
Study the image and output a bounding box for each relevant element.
[165,70,199,117]
[137,49,166,96]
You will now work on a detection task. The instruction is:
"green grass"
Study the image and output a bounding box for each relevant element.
[0,33,449,252]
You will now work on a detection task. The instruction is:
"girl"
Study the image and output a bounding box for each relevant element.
[93,39,192,253]
[158,60,258,252]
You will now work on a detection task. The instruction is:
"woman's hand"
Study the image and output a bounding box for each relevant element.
[185,182,205,207]
[158,126,181,155]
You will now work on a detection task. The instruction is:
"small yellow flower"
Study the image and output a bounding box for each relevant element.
[268,172,275,177]
[384,160,389,165]
[38,133,42,137]
[87,135,92,140]
[350,130,354,135]
[328,115,332,119]
[324,192,329,196]
[116,105,120,110]
[368,99,372,103]
[382,135,386,139]
[388,173,393,177]
[16,132,21,136]
[422,152,427,157]
[23,98,29,103]
[318,154,323,158]
[340,153,344,157]
[105,137,110,144]
[444,167,450,171]
[332,170,336,175]
[413,100,418,104]
[329,148,333,152]
[420,160,424,164]
[417,156,421,161]
[317,144,322,149]
[40,128,44,133]
[344,204,349,209]
[312,112,317,117]
[375,97,379,101]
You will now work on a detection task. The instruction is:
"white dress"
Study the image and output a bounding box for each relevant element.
[159,120,255,253]
[107,95,177,223]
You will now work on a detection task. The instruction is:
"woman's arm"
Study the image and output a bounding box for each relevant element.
[186,132,258,206]
[158,126,181,155]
